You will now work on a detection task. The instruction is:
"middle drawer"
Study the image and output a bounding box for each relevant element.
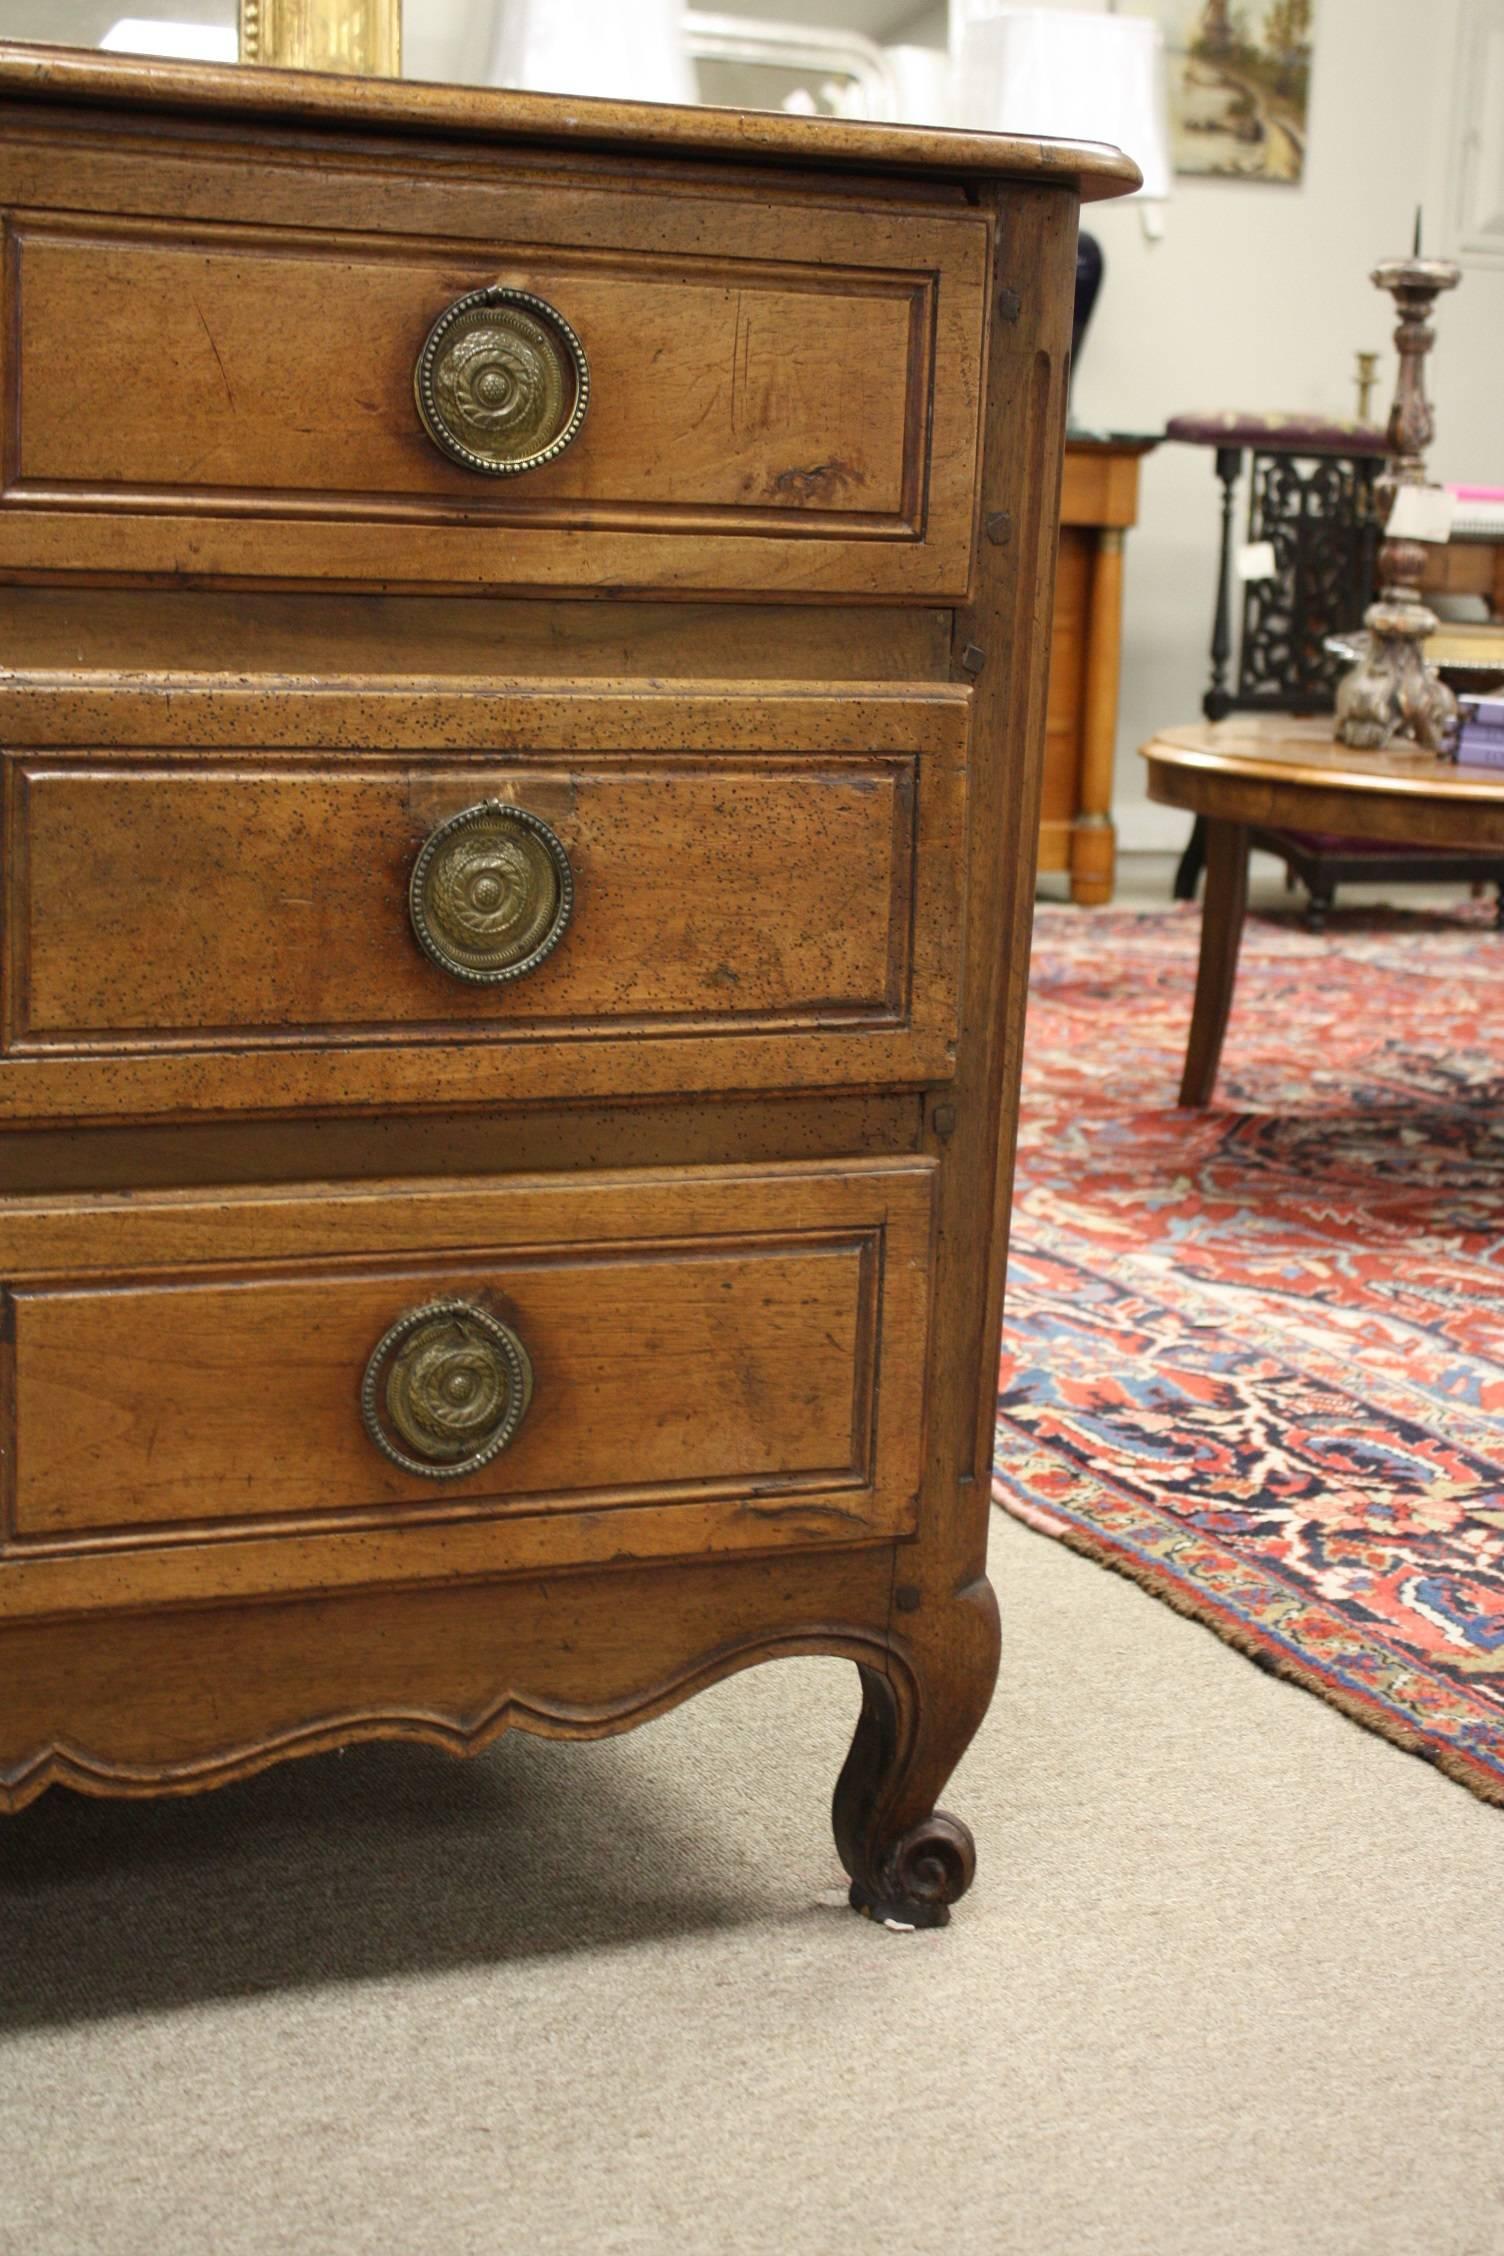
[0,684,968,1125]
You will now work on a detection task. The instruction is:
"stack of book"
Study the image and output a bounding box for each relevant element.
[1457,696,1504,769]
[1446,484,1504,541]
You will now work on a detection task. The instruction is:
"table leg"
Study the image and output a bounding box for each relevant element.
[1070,526,1124,905]
[1180,818,1249,1107]
[1172,815,1206,901]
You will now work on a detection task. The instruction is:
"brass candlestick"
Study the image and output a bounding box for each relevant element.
[1334,254,1461,751]
[1353,350,1380,423]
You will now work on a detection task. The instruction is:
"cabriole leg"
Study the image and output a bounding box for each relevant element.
[832,1575,1000,1929]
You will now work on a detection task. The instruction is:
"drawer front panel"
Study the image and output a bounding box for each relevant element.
[0,689,968,1124]
[0,144,989,594]
[12,229,915,521]
[13,760,912,1037]
[0,1159,935,1616]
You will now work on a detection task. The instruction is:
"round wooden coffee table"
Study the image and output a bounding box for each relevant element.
[1141,716,1504,1105]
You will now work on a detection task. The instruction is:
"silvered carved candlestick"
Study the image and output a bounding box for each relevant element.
[1335,255,1461,751]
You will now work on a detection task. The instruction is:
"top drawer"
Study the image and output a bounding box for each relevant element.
[0,127,990,598]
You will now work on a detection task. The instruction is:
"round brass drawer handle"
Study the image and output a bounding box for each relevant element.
[361,1297,534,1480]
[409,799,574,985]
[413,285,589,476]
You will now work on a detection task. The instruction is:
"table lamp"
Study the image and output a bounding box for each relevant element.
[102,21,238,61]
[952,7,1172,371]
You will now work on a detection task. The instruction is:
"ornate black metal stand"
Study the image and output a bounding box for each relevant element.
[1237,450,1384,712]
[1172,419,1382,902]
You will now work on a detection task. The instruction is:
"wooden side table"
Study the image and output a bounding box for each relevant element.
[1040,436,1157,905]
[1141,717,1504,1105]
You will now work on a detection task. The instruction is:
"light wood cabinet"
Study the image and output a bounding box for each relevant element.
[1040,437,1156,904]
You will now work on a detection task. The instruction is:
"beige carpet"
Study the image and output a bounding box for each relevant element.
[2,1510,1500,2256]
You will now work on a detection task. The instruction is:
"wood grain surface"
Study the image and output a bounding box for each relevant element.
[0,586,954,681]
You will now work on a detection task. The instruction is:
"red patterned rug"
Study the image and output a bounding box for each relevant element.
[993,900,1504,1804]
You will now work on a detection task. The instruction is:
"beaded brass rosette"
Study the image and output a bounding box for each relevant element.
[408,800,574,985]
[361,1298,534,1480]
[413,286,589,476]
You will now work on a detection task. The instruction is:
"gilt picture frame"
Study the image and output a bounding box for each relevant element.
[240,0,400,76]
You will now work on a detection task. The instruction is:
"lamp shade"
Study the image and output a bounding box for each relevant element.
[955,9,1171,202]
[101,20,238,61]
[886,44,953,127]
[487,0,697,107]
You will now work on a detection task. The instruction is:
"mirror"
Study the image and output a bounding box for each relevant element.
[0,0,925,117]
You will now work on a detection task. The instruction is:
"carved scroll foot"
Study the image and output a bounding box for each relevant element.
[832,1575,1000,1929]
[843,1784,977,1928]
[1335,602,1459,753]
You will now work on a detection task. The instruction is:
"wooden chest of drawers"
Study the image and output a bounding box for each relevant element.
[0,44,1132,1925]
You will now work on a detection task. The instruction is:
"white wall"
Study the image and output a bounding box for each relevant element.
[1063,0,1504,848]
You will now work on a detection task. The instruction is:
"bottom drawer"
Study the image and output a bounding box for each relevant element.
[0,1158,935,1619]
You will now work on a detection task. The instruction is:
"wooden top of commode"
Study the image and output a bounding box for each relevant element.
[0,39,1142,197]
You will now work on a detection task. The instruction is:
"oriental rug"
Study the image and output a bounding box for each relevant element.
[993,901,1504,1804]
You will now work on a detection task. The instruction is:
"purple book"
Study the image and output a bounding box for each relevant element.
[1456,732,1504,771]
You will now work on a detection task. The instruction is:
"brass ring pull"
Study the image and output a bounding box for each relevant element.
[409,800,574,985]
[361,1298,534,1480]
[413,285,589,476]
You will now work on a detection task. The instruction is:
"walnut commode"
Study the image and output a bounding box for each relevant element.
[0,45,1133,1925]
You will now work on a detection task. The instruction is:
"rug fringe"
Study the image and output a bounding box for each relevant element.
[994,1490,1504,1811]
